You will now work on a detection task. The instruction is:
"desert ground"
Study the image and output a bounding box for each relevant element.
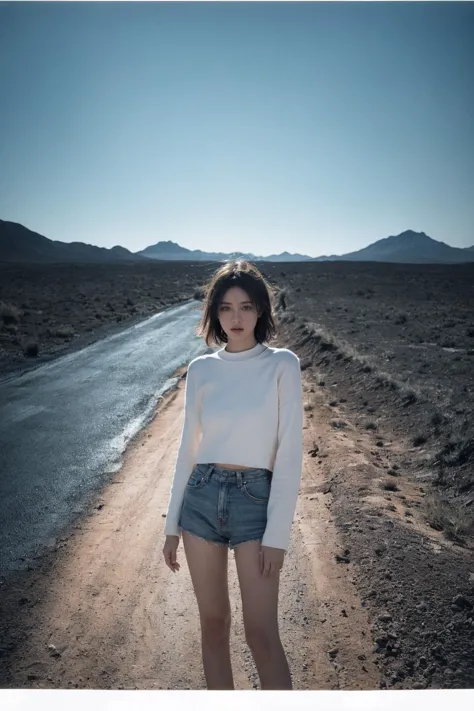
[1,259,473,689]
[0,261,213,377]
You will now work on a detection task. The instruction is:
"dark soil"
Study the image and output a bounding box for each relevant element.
[262,261,474,506]
[264,260,474,689]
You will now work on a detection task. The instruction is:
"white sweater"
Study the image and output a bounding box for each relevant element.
[164,341,304,551]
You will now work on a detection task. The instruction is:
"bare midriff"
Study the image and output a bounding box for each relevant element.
[214,462,256,470]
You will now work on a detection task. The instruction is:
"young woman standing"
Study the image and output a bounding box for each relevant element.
[162,259,303,690]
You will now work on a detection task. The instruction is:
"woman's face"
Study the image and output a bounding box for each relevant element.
[217,286,260,345]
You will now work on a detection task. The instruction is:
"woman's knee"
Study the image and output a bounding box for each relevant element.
[244,621,279,655]
[201,612,231,644]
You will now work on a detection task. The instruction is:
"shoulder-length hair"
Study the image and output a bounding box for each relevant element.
[196,260,277,346]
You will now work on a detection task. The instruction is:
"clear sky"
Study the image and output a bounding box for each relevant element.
[1,1,473,257]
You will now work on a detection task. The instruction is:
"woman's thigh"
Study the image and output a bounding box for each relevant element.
[234,540,280,631]
[182,531,231,620]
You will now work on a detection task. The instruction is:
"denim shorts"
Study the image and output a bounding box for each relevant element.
[178,462,273,549]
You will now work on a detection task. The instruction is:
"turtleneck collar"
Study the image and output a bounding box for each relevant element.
[216,341,268,362]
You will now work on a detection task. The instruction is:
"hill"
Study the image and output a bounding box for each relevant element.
[0,220,146,264]
[314,230,474,264]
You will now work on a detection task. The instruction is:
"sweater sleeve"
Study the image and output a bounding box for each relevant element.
[164,360,202,537]
[261,352,303,551]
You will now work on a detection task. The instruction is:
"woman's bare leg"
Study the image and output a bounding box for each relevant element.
[234,540,291,690]
[182,531,234,689]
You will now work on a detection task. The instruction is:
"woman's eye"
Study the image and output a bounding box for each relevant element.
[219,304,255,312]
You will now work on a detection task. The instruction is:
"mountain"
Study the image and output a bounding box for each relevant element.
[313,230,474,264]
[0,220,146,264]
[263,250,314,262]
[138,241,313,262]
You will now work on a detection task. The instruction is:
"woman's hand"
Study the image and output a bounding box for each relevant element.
[259,545,285,577]
[163,535,180,573]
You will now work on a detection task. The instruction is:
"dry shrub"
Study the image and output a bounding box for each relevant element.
[280,310,295,323]
[381,479,399,492]
[24,341,39,358]
[424,494,474,544]
[436,438,474,469]
[1,301,22,325]
[331,418,348,429]
[53,326,75,339]
[277,288,287,311]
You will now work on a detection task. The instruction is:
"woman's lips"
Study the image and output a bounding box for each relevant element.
[231,328,243,332]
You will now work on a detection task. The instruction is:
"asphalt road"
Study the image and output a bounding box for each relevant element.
[0,300,206,575]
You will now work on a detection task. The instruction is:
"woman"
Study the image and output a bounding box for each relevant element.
[162,259,303,690]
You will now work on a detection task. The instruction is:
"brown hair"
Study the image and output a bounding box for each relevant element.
[196,260,277,346]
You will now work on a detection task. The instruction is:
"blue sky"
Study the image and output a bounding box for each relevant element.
[1,1,473,257]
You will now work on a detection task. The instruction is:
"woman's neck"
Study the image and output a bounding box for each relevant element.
[224,338,257,354]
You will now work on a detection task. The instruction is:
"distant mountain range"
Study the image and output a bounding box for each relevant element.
[1,219,473,265]
[138,240,314,263]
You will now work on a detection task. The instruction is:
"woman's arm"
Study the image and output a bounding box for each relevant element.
[261,351,303,551]
[164,359,202,537]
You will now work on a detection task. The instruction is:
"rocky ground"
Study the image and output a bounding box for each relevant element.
[268,260,474,689]
[1,259,473,689]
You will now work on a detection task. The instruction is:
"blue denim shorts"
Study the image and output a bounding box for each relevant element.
[178,462,273,549]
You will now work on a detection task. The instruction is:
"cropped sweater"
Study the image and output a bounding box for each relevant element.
[164,341,304,551]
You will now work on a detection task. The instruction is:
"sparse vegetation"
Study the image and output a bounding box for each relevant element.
[52,326,75,339]
[280,310,296,323]
[23,341,39,358]
[402,390,418,406]
[331,418,348,429]
[395,313,408,325]
[431,412,445,427]
[424,493,474,544]
[0,301,22,325]
[381,479,399,492]
[435,438,474,469]
[193,288,205,301]
[277,288,287,311]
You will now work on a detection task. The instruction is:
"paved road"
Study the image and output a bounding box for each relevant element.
[0,300,207,574]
